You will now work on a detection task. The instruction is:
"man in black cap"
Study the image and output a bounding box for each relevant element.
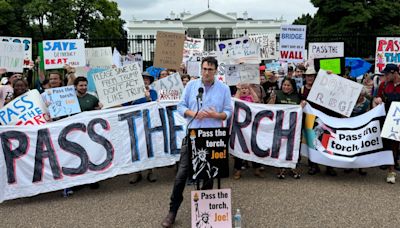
[374,63,400,184]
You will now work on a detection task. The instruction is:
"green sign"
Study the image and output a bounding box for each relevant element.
[319,58,341,74]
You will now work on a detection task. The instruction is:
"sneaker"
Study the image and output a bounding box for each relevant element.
[147,172,157,183]
[62,188,74,197]
[277,168,286,179]
[386,172,396,184]
[233,170,241,180]
[290,169,301,179]
[129,173,143,185]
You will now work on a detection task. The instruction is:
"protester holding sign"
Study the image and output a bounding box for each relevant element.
[7,78,29,103]
[0,73,19,108]
[74,77,102,111]
[263,71,280,103]
[373,63,400,183]
[161,57,232,228]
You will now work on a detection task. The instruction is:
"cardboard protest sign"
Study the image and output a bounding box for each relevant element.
[154,31,185,69]
[381,102,400,141]
[0,42,24,73]
[314,57,345,75]
[308,42,344,61]
[93,63,145,108]
[0,36,32,68]
[191,189,232,228]
[303,104,393,168]
[249,34,277,60]
[0,89,49,126]
[85,47,113,69]
[216,36,260,64]
[42,86,81,118]
[183,37,204,63]
[230,99,303,168]
[0,101,186,203]
[151,73,184,101]
[375,37,400,73]
[189,128,229,180]
[307,69,362,117]
[225,64,259,86]
[43,39,86,69]
[279,25,306,63]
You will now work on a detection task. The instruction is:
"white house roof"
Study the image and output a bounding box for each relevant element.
[183,9,236,23]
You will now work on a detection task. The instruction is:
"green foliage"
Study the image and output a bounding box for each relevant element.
[0,0,125,39]
[294,0,400,34]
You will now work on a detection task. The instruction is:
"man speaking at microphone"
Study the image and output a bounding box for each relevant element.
[161,56,232,227]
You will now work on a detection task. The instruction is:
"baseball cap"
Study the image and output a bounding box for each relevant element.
[381,64,399,74]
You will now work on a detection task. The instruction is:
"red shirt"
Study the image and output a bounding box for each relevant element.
[377,81,400,111]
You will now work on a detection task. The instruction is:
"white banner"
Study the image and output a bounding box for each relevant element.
[381,102,400,141]
[0,90,49,126]
[93,63,145,108]
[216,36,260,64]
[307,69,362,117]
[249,34,277,60]
[0,37,32,68]
[0,42,24,73]
[0,101,186,203]
[229,99,303,168]
[85,47,113,69]
[151,73,184,101]
[225,64,260,86]
[279,25,306,63]
[302,104,393,168]
[43,39,86,69]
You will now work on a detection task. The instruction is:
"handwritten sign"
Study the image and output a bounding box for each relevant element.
[225,64,260,86]
[0,36,32,68]
[85,47,113,69]
[382,102,400,141]
[0,90,49,126]
[0,42,24,73]
[93,63,145,108]
[42,86,81,118]
[249,34,277,60]
[216,36,260,64]
[43,39,86,69]
[279,25,306,63]
[308,42,344,61]
[183,37,204,64]
[307,69,362,117]
[123,53,143,72]
[151,73,184,101]
[375,37,400,73]
[154,31,185,69]
[191,189,232,228]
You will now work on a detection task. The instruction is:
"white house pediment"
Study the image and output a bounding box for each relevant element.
[183,9,236,23]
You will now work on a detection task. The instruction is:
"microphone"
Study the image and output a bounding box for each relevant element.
[197,87,204,107]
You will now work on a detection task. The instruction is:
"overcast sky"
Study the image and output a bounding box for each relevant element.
[115,0,317,23]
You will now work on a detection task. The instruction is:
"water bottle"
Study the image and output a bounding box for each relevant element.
[234,208,242,228]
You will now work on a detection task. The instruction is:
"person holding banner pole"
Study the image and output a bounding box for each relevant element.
[161,57,232,228]
[373,63,400,184]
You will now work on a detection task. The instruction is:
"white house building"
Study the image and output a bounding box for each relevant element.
[126,9,286,61]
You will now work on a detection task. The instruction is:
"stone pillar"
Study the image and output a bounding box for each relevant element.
[200,27,204,38]
[216,27,221,38]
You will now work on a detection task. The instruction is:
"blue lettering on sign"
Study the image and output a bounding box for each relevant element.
[44,41,78,51]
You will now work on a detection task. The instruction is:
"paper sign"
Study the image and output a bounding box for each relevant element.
[308,42,344,60]
[191,189,232,228]
[375,37,400,73]
[216,36,261,64]
[42,86,81,118]
[154,31,185,69]
[0,42,24,73]
[382,102,400,141]
[85,47,113,68]
[183,37,204,64]
[307,69,362,117]
[0,90,49,125]
[0,37,32,68]
[225,64,260,86]
[187,61,201,77]
[93,63,145,108]
[87,68,107,93]
[43,39,86,69]
[319,58,342,74]
[249,34,277,60]
[279,25,306,63]
[151,73,184,101]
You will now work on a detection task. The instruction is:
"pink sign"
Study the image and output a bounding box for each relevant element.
[191,189,232,228]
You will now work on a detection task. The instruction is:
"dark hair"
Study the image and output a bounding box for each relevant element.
[181,74,190,80]
[201,56,218,69]
[12,78,29,89]
[48,71,62,80]
[281,77,298,94]
[295,65,306,72]
[73,76,88,86]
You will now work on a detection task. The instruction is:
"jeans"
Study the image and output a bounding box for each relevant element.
[169,137,214,214]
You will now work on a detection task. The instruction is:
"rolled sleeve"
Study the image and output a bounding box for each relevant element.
[222,85,233,119]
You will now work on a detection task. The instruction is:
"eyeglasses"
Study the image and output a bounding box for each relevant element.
[202,68,216,72]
